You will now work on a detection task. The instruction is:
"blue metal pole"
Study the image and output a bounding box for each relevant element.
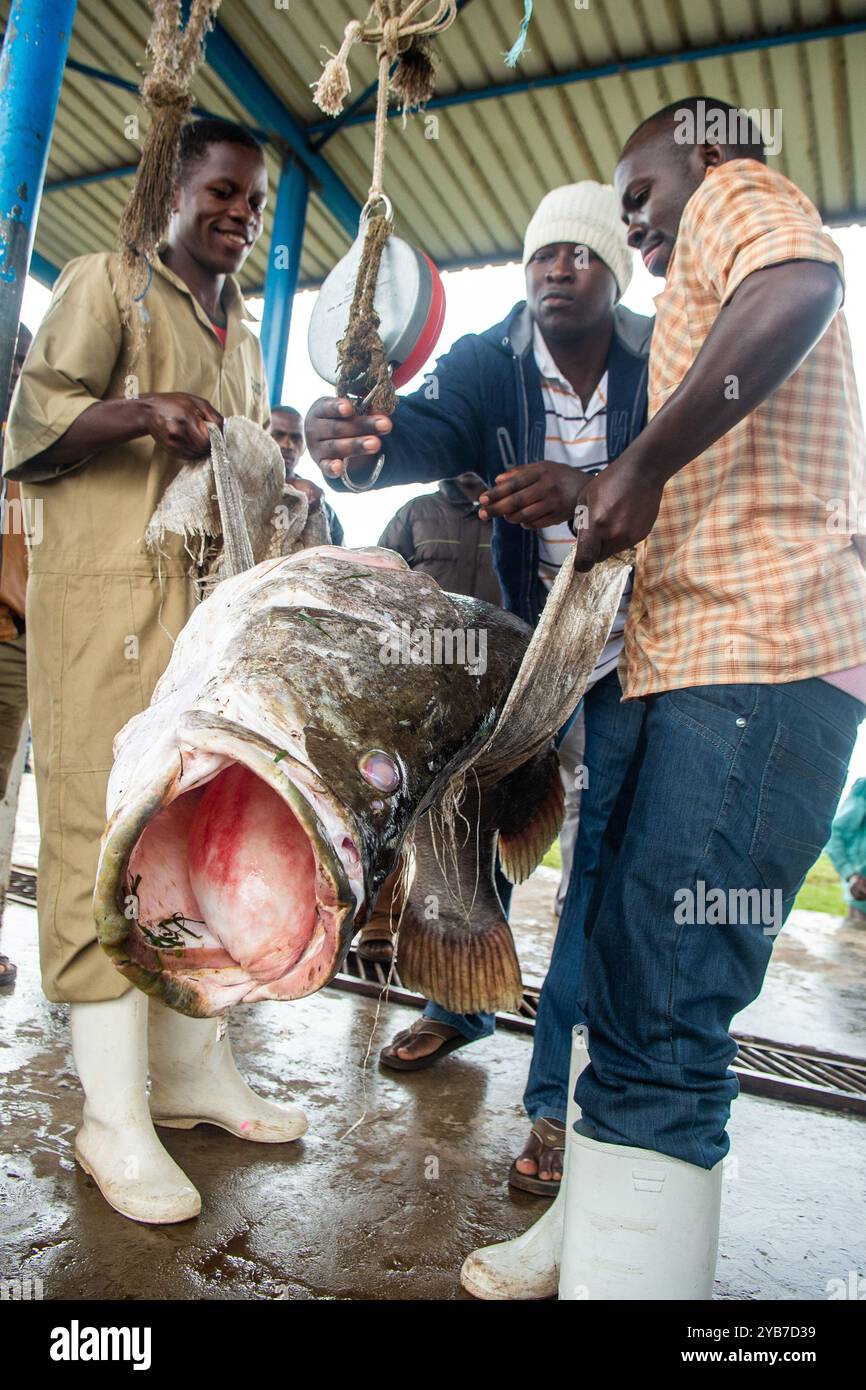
[0,0,77,403]
[260,157,309,404]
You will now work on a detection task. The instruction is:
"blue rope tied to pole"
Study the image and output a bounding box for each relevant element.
[504,0,533,68]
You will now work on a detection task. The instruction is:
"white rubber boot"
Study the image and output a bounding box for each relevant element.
[148,1000,308,1143]
[70,991,201,1224]
[559,1131,723,1300]
[460,1025,589,1299]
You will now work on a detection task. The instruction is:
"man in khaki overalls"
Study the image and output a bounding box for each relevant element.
[0,324,34,988]
[4,118,306,1225]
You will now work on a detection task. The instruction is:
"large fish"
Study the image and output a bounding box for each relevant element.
[94,547,564,1019]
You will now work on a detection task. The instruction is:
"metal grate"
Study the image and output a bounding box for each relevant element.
[8,865,865,1115]
[333,943,539,1034]
[331,949,866,1118]
[732,1034,866,1115]
[7,867,36,907]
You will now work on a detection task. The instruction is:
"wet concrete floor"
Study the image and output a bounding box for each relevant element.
[1,872,865,1301]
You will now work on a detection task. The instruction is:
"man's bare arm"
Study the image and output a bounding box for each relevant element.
[566,260,842,567]
[21,393,224,475]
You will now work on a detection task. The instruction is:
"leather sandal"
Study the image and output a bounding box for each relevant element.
[508,1116,565,1196]
[356,920,395,964]
[379,1017,473,1071]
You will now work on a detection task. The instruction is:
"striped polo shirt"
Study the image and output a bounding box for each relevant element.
[534,323,632,687]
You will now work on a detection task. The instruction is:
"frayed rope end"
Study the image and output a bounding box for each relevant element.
[312,19,363,117]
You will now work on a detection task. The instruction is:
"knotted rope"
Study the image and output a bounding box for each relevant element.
[335,210,396,412]
[116,0,220,334]
[313,1,457,123]
[313,1,458,412]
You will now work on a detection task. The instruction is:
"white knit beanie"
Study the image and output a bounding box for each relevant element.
[522,181,633,299]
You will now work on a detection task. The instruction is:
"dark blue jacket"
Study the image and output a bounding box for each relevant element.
[329,301,652,625]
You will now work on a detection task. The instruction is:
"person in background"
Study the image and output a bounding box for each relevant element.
[306,184,651,1191]
[827,779,866,926]
[0,322,34,986]
[4,117,305,1227]
[378,471,503,607]
[269,404,343,545]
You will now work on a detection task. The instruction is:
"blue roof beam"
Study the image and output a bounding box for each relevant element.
[64,57,268,137]
[46,164,137,193]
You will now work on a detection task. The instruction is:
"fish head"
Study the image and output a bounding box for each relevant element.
[94,547,529,1016]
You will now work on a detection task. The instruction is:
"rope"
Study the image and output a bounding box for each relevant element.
[313,2,458,412]
[338,842,416,1141]
[116,0,220,335]
[335,212,396,412]
[312,1,456,126]
[504,0,534,68]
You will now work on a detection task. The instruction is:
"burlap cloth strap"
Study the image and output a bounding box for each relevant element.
[471,548,634,786]
[207,422,255,576]
[144,416,285,575]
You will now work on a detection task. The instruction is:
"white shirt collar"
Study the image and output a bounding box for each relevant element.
[532,322,572,388]
[532,323,608,413]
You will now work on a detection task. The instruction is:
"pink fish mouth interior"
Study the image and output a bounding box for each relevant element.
[124,762,354,1012]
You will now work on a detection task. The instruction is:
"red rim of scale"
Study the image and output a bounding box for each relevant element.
[390,252,446,388]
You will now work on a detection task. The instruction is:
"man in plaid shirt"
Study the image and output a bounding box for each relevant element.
[463,97,866,1300]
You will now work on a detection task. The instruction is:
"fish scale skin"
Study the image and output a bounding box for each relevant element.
[95,548,550,1015]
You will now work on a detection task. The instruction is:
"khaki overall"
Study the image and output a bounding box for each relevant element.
[4,252,268,1000]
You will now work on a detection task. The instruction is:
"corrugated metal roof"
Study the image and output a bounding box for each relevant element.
[2,0,864,292]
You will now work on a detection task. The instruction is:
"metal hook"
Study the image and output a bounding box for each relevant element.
[341,453,387,493]
[359,192,394,227]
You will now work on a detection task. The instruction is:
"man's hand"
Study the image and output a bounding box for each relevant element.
[138,393,223,460]
[14,391,224,478]
[571,452,664,570]
[848,873,866,901]
[304,397,392,479]
[289,476,324,511]
[478,461,585,528]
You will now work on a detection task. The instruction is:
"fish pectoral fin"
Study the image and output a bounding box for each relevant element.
[395,901,522,1015]
[497,746,565,886]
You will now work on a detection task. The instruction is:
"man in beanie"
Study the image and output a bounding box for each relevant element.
[305,183,650,1169]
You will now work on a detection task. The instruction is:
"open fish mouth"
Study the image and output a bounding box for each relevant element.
[94,711,360,1017]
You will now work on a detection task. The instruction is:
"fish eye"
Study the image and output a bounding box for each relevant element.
[359,751,401,793]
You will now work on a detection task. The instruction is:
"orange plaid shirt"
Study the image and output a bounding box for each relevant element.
[621,160,866,699]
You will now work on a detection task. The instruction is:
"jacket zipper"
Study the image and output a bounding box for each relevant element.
[515,348,536,623]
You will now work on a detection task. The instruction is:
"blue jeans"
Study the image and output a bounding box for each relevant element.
[523,669,645,1121]
[575,677,863,1169]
